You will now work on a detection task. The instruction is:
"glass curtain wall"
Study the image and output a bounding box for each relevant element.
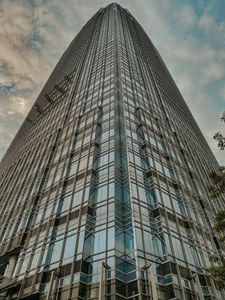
[0,3,224,300]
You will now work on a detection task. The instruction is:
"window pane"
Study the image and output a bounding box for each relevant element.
[63,234,77,259]
[50,240,63,263]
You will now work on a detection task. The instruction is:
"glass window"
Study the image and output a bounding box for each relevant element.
[34,209,43,224]
[164,233,172,255]
[161,192,172,209]
[143,230,164,256]
[155,160,163,173]
[63,234,77,259]
[171,236,184,260]
[153,188,161,205]
[68,162,77,177]
[136,228,143,250]
[44,205,52,219]
[153,235,164,256]
[134,154,142,167]
[107,227,115,250]
[30,251,40,270]
[125,232,134,252]
[50,240,63,264]
[19,255,30,275]
[77,230,85,254]
[108,182,114,198]
[185,244,201,267]
[97,185,107,202]
[138,186,146,202]
[131,183,138,199]
[94,230,106,253]
[173,198,186,216]
[72,190,83,207]
[149,136,157,147]
[164,166,174,180]
[99,154,108,166]
[78,157,87,172]
[116,228,125,253]
[61,194,72,213]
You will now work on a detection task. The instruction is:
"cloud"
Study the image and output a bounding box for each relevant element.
[201,63,225,83]
[220,85,225,100]
[0,0,225,165]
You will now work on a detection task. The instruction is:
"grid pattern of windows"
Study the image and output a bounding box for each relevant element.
[0,3,225,300]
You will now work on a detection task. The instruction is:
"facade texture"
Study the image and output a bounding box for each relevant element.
[0,3,225,300]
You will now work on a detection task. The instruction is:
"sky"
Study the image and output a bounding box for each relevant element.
[0,0,225,164]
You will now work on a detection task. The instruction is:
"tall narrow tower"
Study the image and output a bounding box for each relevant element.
[0,3,224,300]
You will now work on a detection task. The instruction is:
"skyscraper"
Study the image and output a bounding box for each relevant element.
[0,2,224,299]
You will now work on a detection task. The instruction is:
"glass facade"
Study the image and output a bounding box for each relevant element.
[0,3,225,300]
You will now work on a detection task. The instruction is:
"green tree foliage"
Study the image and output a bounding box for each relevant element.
[213,112,225,150]
[208,205,225,290]
[213,132,225,150]
[210,259,225,290]
[208,112,225,290]
[209,210,225,290]
[214,210,225,234]
[209,166,225,197]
